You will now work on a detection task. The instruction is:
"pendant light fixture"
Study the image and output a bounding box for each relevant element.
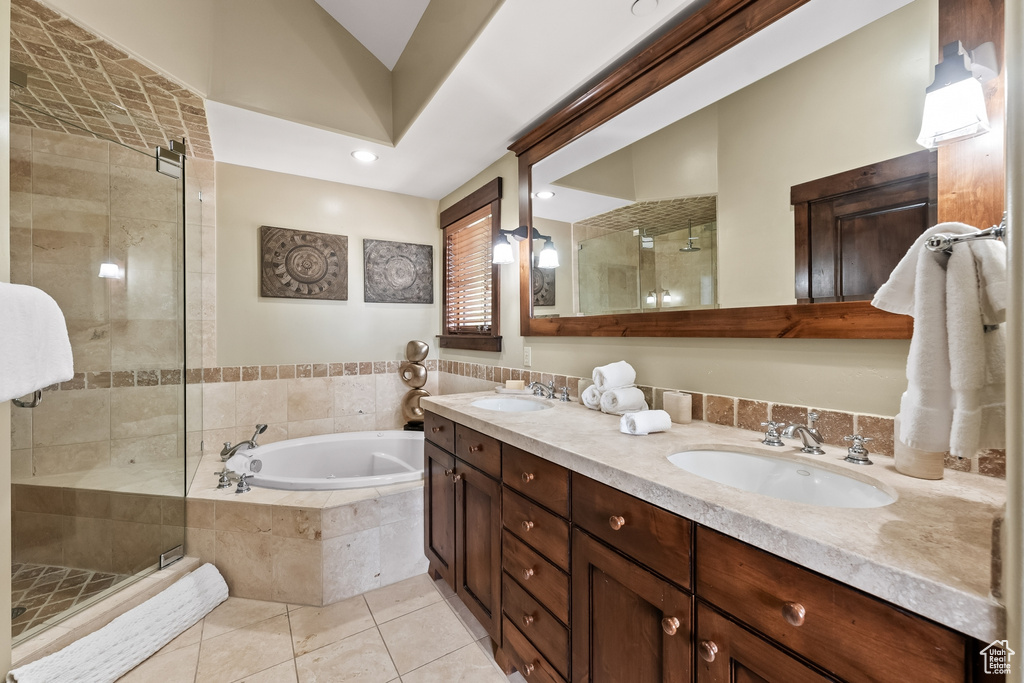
[917,40,997,149]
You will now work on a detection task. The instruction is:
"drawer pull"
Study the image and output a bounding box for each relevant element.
[522,662,535,676]
[431,426,442,433]
[522,520,535,532]
[661,616,680,636]
[522,614,534,628]
[522,567,535,581]
[782,601,806,627]
[698,640,718,663]
[522,472,535,483]
[609,515,626,530]
[469,444,483,453]
[452,473,462,483]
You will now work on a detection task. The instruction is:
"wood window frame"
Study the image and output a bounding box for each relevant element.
[439,178,502,352]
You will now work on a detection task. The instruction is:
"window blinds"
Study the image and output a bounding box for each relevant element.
[444,205,493,335]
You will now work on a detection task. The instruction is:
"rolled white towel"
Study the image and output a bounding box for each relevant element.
[581,384,603,410]
[592,361,636,391]
[620,410,672,435]
[600,386,648,415]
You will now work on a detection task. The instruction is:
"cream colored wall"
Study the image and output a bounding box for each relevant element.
[2,0,13,667]
[392,0,503,143]
[555,147,637,200]
[632,103,718,201]
[215,163,440,365]
[43,0,393,143]
[532,217,574,318]
[439,153,910,417]
[716,0,935,308]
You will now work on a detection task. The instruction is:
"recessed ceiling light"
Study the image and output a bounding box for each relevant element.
[534,190,555,199]
[351,150,378,163]
[631,0,658,17]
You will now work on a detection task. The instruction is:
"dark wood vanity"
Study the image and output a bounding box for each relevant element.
[424,410,996,683]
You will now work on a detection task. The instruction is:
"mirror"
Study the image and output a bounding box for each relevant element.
[522,0,947,332]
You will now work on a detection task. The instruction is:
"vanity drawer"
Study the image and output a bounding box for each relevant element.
[455,425,501,479]
[502,616,567,683]
[696,527,967,683]
[502,445,569,518]
[571,473,691,590]
[503,531,570,624]
[503,575,569,678]
[424,412,455,452]
[503,487,570,571]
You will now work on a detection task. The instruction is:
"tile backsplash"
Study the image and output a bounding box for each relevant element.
[434,359,1005,479]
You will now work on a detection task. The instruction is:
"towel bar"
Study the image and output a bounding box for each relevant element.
[926,213,1007,254]
[11,390,42,408]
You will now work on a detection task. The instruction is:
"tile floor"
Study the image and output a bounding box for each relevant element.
[12,563,129,637]
[117,573,529,682]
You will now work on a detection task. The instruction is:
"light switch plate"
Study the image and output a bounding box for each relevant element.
[523,347,532,367]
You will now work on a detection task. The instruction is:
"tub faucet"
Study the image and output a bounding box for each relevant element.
[220,423,268,461]
[782,412,825,454]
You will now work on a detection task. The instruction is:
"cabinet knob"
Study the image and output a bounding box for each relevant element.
[661,616,680,636]
[452,473,462,482]
[782,601,806,627]
[522,520,534,533]
[522,567,535,581]
[522,472,535,483]
[522,614,534,628]
[431,426,442,433]
[609,515,626,531]
[522,662,535,676]
[469,444,483,453]
[443,469,453,477]
[698,640,718,663]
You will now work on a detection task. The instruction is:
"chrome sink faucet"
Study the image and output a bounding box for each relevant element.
[220,423,268,461]
[782,411,825,454]
[528,381,556,399]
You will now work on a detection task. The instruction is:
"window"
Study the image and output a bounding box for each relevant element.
[439,178,502,351]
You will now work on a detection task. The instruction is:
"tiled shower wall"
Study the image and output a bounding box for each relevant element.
[435,360,1006,478]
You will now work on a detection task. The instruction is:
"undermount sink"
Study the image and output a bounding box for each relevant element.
[668,450,895,508]
[470,398,553,412]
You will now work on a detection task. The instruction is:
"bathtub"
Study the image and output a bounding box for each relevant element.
[228,431,424,491]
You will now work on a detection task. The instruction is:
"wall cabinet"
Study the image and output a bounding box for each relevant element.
[424,411,982,682]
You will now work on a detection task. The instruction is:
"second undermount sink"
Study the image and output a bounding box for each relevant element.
[668,450,894,508]
[470,398,552,412]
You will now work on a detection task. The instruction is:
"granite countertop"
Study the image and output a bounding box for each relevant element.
[422,391,1007,642]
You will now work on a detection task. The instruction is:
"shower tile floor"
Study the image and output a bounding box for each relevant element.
[117,573,529,683]
[12,563,130,638]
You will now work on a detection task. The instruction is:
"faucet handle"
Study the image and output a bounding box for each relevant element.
[843,435,873,465]
[807,411,819,426]
[760,421,786,447]
[216,469,233,489]
[558,386,569,402]
[236,473,254,494]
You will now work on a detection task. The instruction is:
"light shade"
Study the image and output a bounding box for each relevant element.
[98,262,121,279]
[492,237,515,265]
[646,291,657,305]
[662,291,672,303]
[917,77,990,148]
[537,239,559,269]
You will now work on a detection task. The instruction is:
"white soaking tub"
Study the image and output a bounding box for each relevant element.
[227,431,424,491]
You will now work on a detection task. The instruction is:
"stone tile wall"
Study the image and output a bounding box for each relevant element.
[434,360,1006,478]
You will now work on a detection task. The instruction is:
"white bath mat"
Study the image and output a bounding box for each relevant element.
[7,563,228,683]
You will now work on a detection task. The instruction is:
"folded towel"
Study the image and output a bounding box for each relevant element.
[0,283,74,402]
[620,410,671,435]
[581,384,603,411]
[592,361,636,391]
[872,222,1005,455]
[600,386,648,415]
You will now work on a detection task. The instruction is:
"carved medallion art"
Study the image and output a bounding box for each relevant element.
[532,266,556,307]
[363,239,433,304]
[260,226,348,300]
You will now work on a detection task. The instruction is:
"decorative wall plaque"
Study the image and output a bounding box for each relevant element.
[260,226,348,300]
[363,239,433,304]
[532,266,556,307]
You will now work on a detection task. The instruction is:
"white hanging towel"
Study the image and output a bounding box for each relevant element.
[872,222,1006,456]
[0,283,74,401]
[592,361,636,391]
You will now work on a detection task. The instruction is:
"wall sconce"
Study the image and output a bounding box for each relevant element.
[917,40,997,149]
[646,290,657,305]
[492,225,559,269]
[98,262,122,279]
[662,290,672,304]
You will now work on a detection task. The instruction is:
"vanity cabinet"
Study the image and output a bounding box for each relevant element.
[423,414,502,641]
[423,411,983,683]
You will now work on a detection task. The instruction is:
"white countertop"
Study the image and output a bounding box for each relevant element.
[422,392,1006,642]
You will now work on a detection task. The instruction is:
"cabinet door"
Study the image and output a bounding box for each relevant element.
[455,460,502,641]
[696,603,834,683]
[424,442,456,590]
[572,529,691,683]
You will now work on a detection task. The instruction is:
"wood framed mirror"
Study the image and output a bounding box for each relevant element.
[510,0,1004,339]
